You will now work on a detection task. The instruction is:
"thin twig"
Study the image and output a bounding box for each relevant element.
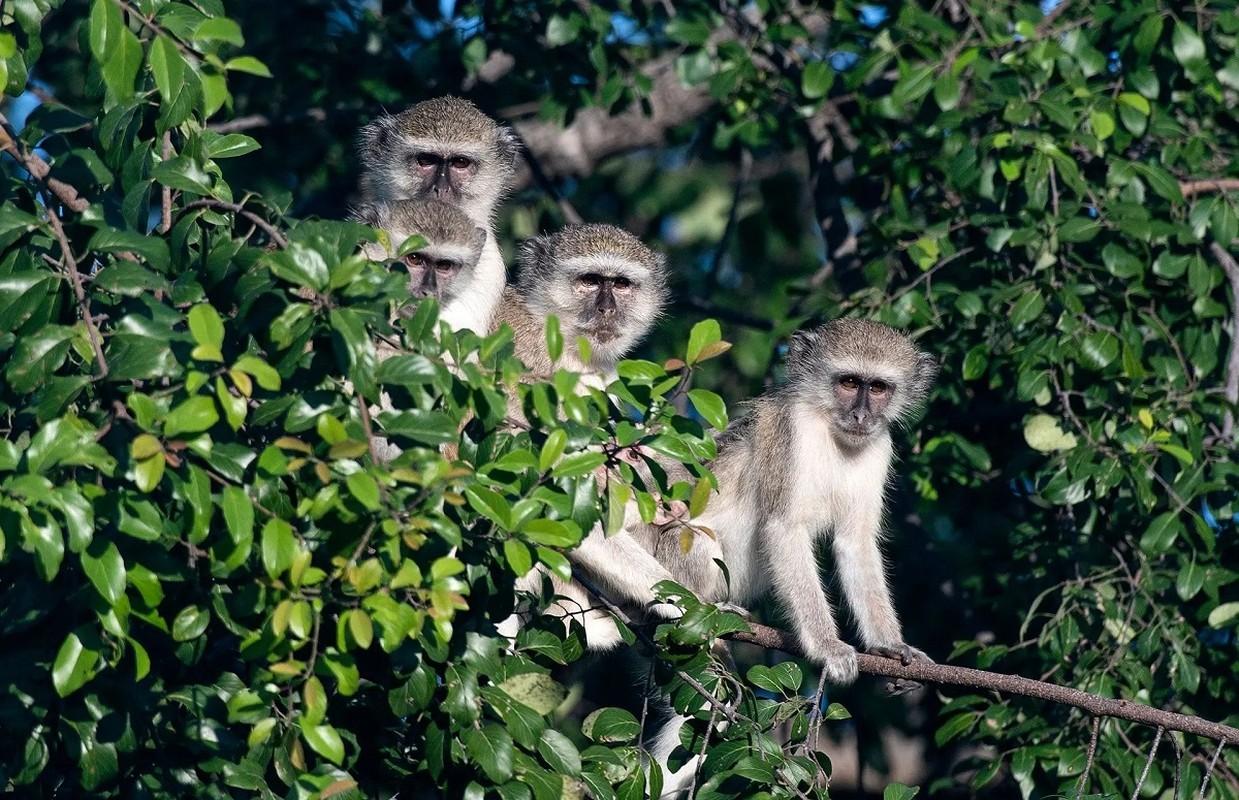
[1075,715,1102,800]
[112,0,203,61]
[160,131,173,233]
[729,622,1239,744]
[180,198,289,248]
[0,113,90,212]
[572,573,739,724]
[1200,740,1225,799]
[44,206,109,380]
[1132,727,1165,800]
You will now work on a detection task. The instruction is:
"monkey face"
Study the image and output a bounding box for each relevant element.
[831,374,894,441]
[402,250,465,301]
[572,272,636,343]
[409,150,480,206]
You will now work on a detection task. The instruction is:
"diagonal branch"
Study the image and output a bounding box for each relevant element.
[0,113,90,213]
[729,622,1239,745]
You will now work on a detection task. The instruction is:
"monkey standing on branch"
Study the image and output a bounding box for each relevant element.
[357,95,518,333]
[494,224,689,649]
[648,319,938,791]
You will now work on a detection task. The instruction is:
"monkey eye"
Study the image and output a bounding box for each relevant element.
[449,156,474,170]
[404,253,427,268]
[838,376,861,390]
[435,260,459,273]
[612,276,633,289]
[869,381,890,395]
[413,153,438,168]
[578,273,602,287]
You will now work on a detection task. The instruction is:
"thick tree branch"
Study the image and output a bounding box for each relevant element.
[509,51,716,190]
[1181,179,1239,198]
[0,113,90,212]
[728,622,1239,745]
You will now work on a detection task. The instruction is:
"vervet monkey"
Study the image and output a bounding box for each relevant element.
[495,223,669,386]
[350,198,486,462]
[353,198,487,318]
[495,224,681,650]
[648,319,938,793]
[357,96,518,333]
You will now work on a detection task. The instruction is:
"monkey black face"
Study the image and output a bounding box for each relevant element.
[402,251,463,300]
[408,151,478,204]
[832,374,894,440]
[574,272,635,343]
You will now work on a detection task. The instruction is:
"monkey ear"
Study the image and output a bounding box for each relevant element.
[495,125,521,172]
[352,202,383,227]
[357,115,394,161]
[470,226,488,259]
[914,351,939,392]
[786,329,821,371]
[519,235,553,273]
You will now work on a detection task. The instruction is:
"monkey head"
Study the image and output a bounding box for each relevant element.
[355,198,487,313]
[787,319,937,447]
[357,96,520,223]
[517,224,669,366]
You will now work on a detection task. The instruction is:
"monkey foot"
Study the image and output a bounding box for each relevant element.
[713,602,751,619]
[804,638,858,685]
[867,642,933,666]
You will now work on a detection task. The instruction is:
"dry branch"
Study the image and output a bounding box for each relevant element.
[729,622,1239,745]
[1181,179,1239,198]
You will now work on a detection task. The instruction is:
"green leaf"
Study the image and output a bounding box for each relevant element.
[1080,331,1119,369]
[164,396,220,438]
[188,304,225,351]
[1207,602,1239,628]
[1089,109,1114,140]
[1171,21,1205,66]
[544,314,563,363]
[933,73,961,110]
[497,672,567,715]
[225,55,272,77]
[52,630,100,696]
[466,486,513,530]
[148,35,187,104]
[582,707,640,743]
[802,61,834,100]
[81,539,126,605]
[463,724,515,783]
[303,724,345,764]
[195,16,244,45]
[685,319,722,365]
[262,518,296,578]
[503,538,532,576]
[1023,414,1077,452]
[1140,512,1181,555]
[884,783,920,800]
[172,605,210,641]
[221,485,254,546]
[687,389,728,430]
[204,132,261,159]
[536,729,581,777]
[539,429,567,473]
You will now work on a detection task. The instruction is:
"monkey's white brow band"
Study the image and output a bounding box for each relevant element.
[833,358,902,380]
[562,256,652,280]
[401,138,487,158]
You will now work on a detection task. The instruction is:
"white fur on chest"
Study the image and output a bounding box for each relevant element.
[440,233,505,334]
[788,408,891,534]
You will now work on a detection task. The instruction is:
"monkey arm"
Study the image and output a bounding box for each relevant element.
[764,520,859,685]
[567,525,683,614]
[832,513,931,665]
